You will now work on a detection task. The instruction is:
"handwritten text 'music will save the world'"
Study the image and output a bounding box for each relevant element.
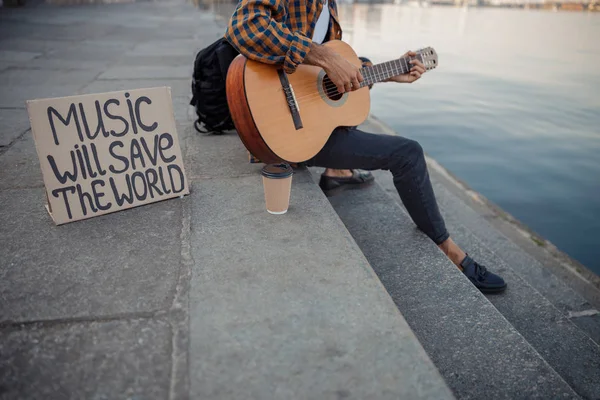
[46,92,185,220]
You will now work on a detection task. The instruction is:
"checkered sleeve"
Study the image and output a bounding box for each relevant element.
[225,0,312,74]
[359,56,373,68]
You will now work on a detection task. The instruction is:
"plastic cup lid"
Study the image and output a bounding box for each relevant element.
[261,163,293,179]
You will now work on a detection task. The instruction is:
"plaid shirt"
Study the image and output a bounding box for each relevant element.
[224,0,345,74]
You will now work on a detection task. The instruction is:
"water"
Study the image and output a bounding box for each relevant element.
[337,4,600,274]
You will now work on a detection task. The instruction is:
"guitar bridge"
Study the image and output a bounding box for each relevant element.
[277,70,303,130]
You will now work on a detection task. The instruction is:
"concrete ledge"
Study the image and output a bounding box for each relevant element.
[314,172,579,399]
[184,124,455,398]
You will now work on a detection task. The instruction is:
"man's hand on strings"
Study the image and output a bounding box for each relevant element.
[305,44,364,94]
[322,52,364,93]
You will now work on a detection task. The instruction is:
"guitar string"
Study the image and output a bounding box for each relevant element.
[245,56,431,115]
[247,66,408,118]
[248,65,419,122]
[245,56,434,124]
[287,57,425,101]
[289,65,417,102]
[314,54,424,92]
[300,57,415,95]
[290,64,411,99]
[247,67,412,114]
[262,50,427,99]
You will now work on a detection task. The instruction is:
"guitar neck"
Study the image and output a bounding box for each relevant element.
[359,54,423,87]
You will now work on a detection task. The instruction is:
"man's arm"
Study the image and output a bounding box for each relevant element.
[225,0,313,74]
[224,0,364,93]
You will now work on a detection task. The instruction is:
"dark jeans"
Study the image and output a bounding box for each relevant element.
[305,126,450,245]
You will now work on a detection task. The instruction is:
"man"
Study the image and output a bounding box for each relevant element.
[224,0,506,293]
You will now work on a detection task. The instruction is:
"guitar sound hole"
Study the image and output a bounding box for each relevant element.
[322,76,343,101]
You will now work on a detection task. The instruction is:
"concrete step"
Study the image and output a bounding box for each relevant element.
[427,176,600,344]
[373,169,600,399]
[309,167,579,399]
[184,123,455,399]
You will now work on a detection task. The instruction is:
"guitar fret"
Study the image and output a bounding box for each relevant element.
[360,67,367,87]
[364,67,371,87]
[390,60,399,78]
[401,57,408,74]
[394,59,403,75]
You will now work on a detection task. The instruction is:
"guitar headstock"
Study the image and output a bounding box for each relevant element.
[417,47,438,71]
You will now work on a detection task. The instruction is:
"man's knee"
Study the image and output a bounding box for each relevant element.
[406,139,424,158]
[390,138,425,172]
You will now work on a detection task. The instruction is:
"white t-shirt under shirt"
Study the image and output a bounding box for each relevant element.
[312,0,330,45]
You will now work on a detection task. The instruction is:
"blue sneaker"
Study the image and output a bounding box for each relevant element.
[461,255,507,294]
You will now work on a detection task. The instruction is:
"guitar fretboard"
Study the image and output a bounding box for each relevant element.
[359,54,423,87]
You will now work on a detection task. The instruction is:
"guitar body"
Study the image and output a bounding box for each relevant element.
[226,40,370,164]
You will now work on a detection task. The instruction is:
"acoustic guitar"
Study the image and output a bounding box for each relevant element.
[226,40,438,164]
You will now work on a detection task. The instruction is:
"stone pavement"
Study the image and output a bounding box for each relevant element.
[0,1,454,399]
[0,4,222,399]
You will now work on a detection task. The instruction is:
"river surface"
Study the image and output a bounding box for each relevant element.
[336,4,600,274]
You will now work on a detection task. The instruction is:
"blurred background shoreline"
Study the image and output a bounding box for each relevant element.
[10,0,598,13]
[201,0,600,11]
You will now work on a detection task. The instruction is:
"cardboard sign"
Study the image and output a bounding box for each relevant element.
[26,87,189,225]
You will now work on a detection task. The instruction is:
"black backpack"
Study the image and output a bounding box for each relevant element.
[190,38,239,134]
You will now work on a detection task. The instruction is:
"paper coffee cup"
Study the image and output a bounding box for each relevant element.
[261,163,293,215]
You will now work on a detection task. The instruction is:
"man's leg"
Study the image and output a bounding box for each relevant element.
[305,126,506,293]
